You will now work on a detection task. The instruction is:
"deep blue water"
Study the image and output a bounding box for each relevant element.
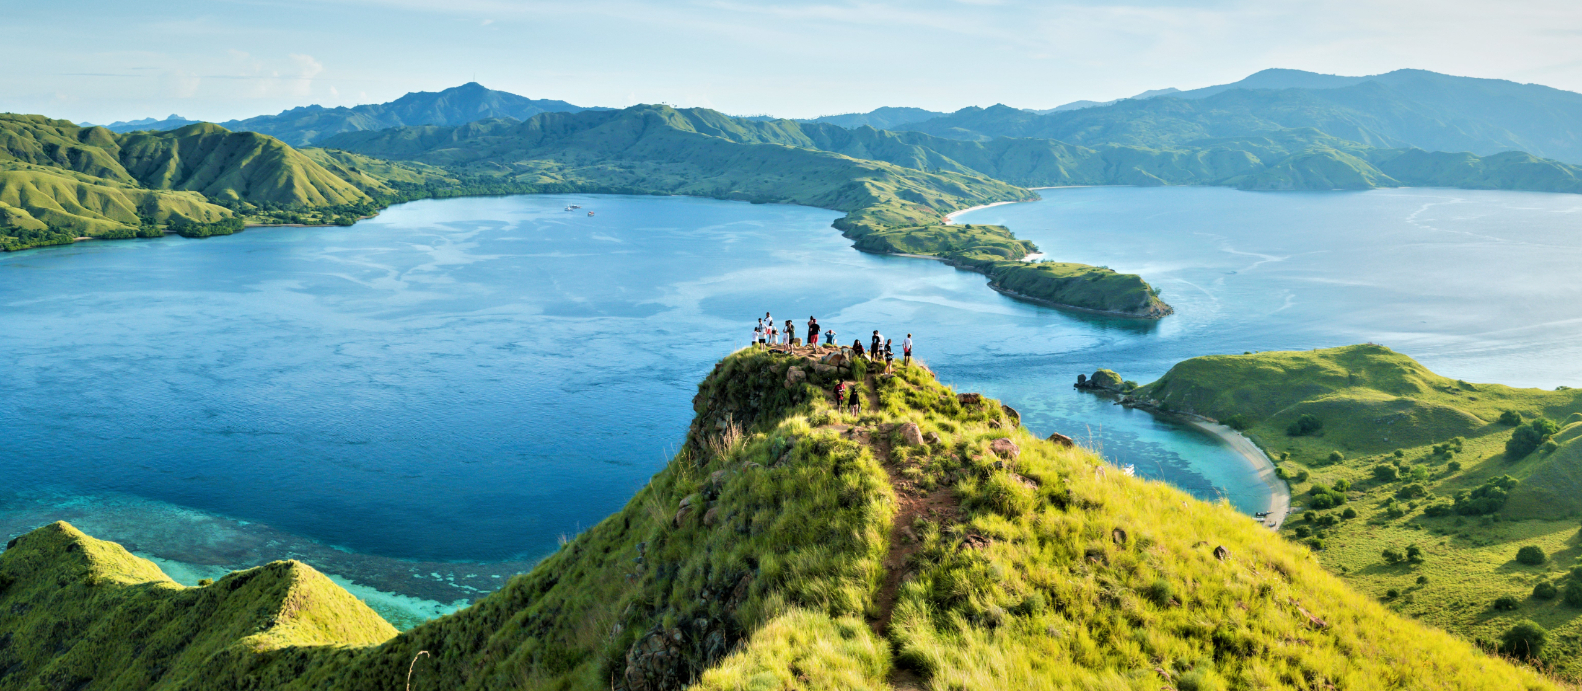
[3,187,1578,627]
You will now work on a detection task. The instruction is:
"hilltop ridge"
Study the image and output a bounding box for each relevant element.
[0,347,1557,689]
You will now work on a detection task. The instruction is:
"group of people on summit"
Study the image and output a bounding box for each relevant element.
[751,312,913,375]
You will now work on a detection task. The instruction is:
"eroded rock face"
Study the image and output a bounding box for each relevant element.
[1002,404,1021,428]
[622,628,687,691]
[958,393,983,406]
[674,496,697,527]
[1046,432,1075,447]
[990,438,1020,459]
[898,422,925,446]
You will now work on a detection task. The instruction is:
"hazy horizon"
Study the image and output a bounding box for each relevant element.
[6,0,1581,125]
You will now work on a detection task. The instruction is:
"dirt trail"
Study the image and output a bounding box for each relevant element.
[863,369,959,690]
[810,356,958,689]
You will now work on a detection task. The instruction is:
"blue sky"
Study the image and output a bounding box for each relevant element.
[7,0,1581,123]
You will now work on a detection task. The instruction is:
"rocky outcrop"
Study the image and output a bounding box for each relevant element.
[1074,369,1127,393]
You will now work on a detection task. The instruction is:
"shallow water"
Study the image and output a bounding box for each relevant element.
[2,187,1576,627]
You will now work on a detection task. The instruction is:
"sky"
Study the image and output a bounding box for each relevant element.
[6,0,1582,124]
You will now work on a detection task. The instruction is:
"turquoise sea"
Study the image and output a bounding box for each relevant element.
[3,187,1578,627]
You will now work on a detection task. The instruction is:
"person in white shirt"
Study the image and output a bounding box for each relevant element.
[903,334,913,363]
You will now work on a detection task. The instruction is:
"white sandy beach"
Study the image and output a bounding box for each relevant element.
[1185,419,1292,529]
[944,200,1020,224]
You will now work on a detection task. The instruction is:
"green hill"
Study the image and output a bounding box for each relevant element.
[0,114,384,248]
[1122,345,1582,672]
[0,349,1557,688]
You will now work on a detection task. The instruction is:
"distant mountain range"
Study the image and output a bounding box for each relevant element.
[88,83,600,146]
[895,69,1582,165]
[93,114,203,133]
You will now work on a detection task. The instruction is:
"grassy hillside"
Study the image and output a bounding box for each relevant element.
[0,348,1559,688]
[0,114,384,248]
[1127,344,1582,675]
[323,105,1171,317]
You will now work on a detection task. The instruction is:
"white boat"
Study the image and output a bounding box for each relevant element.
[587,211,595,216]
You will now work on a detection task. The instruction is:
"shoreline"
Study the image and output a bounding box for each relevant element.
[943,200,1020,224]
[1181,419,1291,529]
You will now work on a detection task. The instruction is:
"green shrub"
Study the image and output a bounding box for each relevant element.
[1567,582,1582,608]
[1500,620,1548,659]
[1372,464,1399,481]
[1533,582,1559,600]
[1382,548,1405,564]
[1395,483,1428,500]
[1393,449,1405,458]
[1293,526,1311,538]
[1306,538,1324,550]
[1341,507,1357,519]
[1221,414,1248,431]
[1384,501,1408,519]
[1287,414,1323,437]
[1506,419,1559,460]
[1453,476,1518,515]
[1143,578,1175,607]
[1499,410,1523,425]
[197,578,213,587]
[1416,575,1429,585]
[1516,545,1547,566]
[1446,460,1462,472]
[1422,503,1454,517]
[1406,545,1424,564]
[1493,595,1521,611]
[1292,469,1310,483]
[1385,588,1400,599]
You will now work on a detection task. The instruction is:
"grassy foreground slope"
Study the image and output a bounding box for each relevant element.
[1127,345,1582,675]
[0,349,1557,689]
[324,105,1171,317]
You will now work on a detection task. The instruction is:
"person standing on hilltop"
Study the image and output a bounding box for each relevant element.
[871,330,882,361]
[807,316,819,348]
[883,338,894,374]
[903,333,913,363]
[755,319,765,350]
[785,319,796,347]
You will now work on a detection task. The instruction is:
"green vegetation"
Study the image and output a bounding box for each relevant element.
[1131,344,1582,675]
[0,349,1558,688]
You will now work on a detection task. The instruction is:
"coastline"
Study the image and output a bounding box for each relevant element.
[944,200,1020,224]
[1182,419,1291,529]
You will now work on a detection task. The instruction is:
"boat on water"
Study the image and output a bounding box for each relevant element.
[570,204,582,209]
[587,211,596,216]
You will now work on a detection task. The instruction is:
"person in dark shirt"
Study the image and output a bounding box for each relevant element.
[807,317,819,347]
[847,381,861,415]
[852,339,865,359]
[870,330,882,359]
[883,339,894,374]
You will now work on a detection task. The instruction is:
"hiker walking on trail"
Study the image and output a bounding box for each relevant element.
[870,331,882,361]
[903,334,913,363]
[835,380,846,408]
[847,381,861,415]
[883,338,894,374]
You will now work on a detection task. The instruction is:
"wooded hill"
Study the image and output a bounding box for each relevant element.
[0,350,1559,689]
